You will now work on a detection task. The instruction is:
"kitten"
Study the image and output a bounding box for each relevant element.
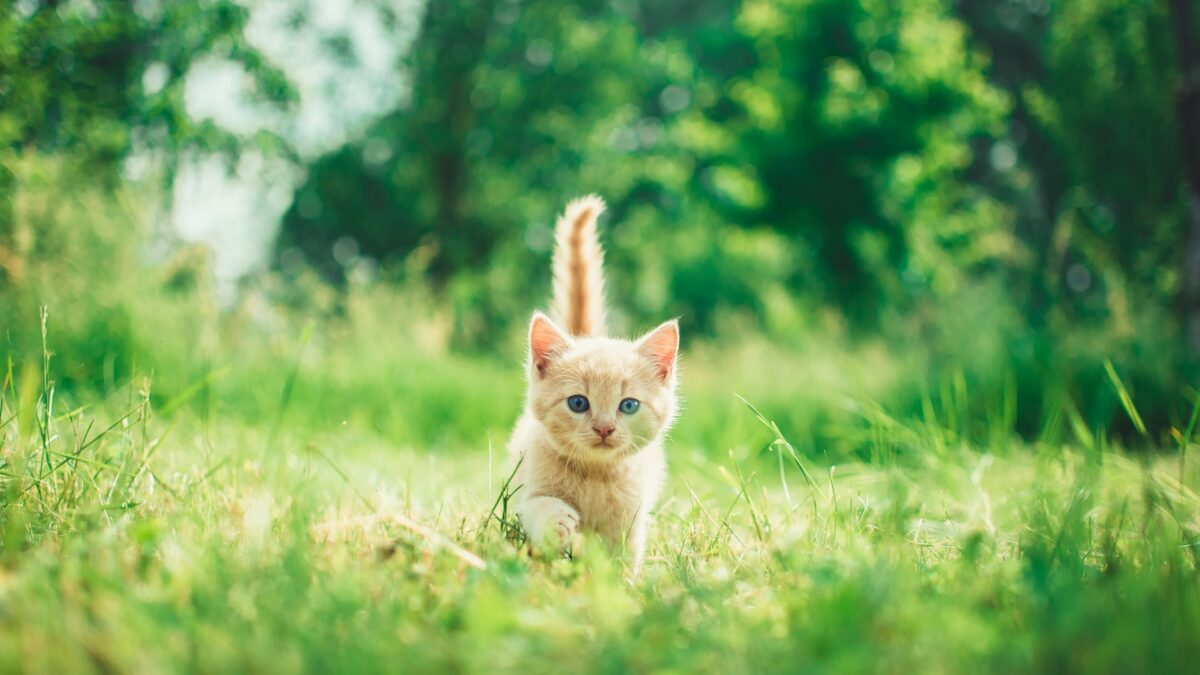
[507,195,680,574]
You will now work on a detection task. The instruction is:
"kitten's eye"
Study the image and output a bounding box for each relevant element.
[566,395,590,413]
[619,398,640,414]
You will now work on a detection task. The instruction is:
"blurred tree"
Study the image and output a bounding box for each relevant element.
[280,0,1017,335]
[1025,0,1182,308]
[269,0,1200,434]
[279,0,501,285]
[0,0,293,391]
[278,0,743,338]
[0,0,1192,434]
[0,0,292,284]
[956,0,1198,433]
[1170,0,1200,351]
[686,0,1012,322]
[961,0,1193,325]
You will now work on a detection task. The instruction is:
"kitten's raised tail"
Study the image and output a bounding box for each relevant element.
[551,195,607,337]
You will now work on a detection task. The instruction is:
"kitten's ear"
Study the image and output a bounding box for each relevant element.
[529,312,570,378]
[636,319,679,383]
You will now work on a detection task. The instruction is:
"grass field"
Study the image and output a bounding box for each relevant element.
[1,313,1199,674]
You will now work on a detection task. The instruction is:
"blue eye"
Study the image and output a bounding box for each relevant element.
[566,395,590,413]
[619,398,640,414]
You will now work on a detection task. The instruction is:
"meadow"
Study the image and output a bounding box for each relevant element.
[1,293,1197,674]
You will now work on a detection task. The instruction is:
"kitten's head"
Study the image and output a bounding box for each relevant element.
[525,312,679,463]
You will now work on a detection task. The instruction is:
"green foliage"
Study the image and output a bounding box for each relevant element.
[1026,0,1182,288]
[280,0,1018,332]
[0,0,297,394]
[0,0,291,176]
[279,0,740,338]
[0,154,146,388]
[0,0,1193,444]
[957,0,1196,436]
[696,0,1013,312]
[0,2,294,386]
[265,0,1200,437]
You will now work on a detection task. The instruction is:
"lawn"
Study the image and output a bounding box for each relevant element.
[1,327,1197,674]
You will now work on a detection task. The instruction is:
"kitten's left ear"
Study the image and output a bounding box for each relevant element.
[636,319,679,383]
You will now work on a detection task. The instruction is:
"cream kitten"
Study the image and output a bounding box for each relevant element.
[507,195,680,574]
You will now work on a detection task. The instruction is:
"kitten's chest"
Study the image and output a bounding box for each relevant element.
[565,448,665,542]
[571,474,644,541]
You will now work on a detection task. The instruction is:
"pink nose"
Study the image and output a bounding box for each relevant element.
[593,423,615,440]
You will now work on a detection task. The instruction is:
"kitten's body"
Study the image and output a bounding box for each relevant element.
[508,196,679,573]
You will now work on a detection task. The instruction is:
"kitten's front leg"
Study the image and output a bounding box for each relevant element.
[519,495,581,552]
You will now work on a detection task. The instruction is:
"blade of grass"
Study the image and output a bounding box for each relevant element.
[39,307,53,476]
[1179,389,1200,484]
[737,394,821,510]
[158,366,231,417]
[1104,359,1148,439]
[270,321,315,447]
[480,452,524,541]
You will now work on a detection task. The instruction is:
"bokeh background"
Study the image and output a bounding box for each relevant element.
[2,0,1198,453]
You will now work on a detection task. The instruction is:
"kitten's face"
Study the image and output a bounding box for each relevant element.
[526,314,679,463]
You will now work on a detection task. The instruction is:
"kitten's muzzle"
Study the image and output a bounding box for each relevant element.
[592,423,615,441]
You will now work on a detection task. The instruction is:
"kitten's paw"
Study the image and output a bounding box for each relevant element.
[550,507,580,544]
[523,498,582,556]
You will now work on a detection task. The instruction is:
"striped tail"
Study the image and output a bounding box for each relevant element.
[551,195,607,338]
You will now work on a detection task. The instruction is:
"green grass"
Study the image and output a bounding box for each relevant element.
[1,325,1199,674]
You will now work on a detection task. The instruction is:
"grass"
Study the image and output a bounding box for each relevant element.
[1,318,1199,674]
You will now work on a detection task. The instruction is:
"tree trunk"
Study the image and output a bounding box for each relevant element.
[1170,0,1200,352]
[414,0,499,285]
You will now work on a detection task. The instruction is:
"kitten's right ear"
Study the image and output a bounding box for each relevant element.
[529,312,570,378]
